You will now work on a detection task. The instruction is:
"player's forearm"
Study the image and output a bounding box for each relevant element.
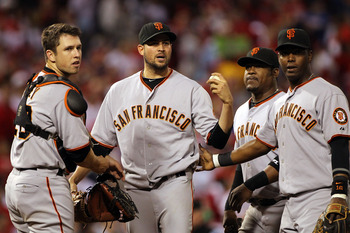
[69,166,91,185]
[231,139,270,164]
[264,165,279,183]
[218,101,234,133]
[77,149,108,174]
[212,139,270,168]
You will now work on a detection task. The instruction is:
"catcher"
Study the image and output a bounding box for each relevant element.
[70,172,138,227]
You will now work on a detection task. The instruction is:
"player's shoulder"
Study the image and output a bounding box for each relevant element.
[34,79,72,100]
[109,71,141,90]
[169,69,202,88]
[310,77,345,96]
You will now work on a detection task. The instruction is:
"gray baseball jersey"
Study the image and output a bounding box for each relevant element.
[91,69,218,189]
[234,91,285,199]
[257,77,350,195]
[11,70,90,169]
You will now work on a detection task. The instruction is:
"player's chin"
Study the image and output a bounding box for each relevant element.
[245,85,258,92]
[69,67,80,74]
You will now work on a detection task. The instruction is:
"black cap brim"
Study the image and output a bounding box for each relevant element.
[276,42,309,51]
[141,31,177,45]
[238,57,277,68]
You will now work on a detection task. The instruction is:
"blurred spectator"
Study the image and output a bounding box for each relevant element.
[193,199,215,233]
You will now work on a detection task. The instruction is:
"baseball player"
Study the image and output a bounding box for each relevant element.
[198,28,350,233]
[222,47,286,233]
[5,23,124,233]
[69,22,234,233]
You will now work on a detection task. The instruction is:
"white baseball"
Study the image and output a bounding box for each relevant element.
[209,75,220,81]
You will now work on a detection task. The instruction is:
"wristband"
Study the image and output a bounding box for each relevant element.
[244,171,269,191]
[212,154,221,168]
[218,152,234,167]
[331,193,347,200]
[331,175,349,195]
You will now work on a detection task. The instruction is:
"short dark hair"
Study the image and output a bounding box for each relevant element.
[41,23,81,60]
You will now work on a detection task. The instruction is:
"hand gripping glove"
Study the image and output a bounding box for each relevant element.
[313,203,350,233]
[73,173,138,224]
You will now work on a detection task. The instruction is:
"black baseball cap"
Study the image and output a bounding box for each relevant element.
[138,22,177,45]
[237,47,279,68]
[276,28,311,51]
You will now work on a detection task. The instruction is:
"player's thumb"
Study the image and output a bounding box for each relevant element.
[198,143,204,152]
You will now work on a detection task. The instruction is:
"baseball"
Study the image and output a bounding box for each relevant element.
[209,75,220,81]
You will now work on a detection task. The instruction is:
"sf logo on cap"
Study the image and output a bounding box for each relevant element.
[251,47,260,56]
[154,22,163,30]
[287,29,295,40]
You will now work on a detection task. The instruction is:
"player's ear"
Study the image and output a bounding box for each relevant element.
[272,67,279,79]
[307,49,313,63]
[46,50,56,63]
[137,44,144,56]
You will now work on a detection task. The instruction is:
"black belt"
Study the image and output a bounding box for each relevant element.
[16,168,65,176]
[249,198,279,206]
[161,171,186,182]
[149,171,187,187]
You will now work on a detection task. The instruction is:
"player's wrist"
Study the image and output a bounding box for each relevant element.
[213,152,234,168]
[223,96,234,105]
[212,154,221,168]
[331,193,347,200]
[331,175,349,196]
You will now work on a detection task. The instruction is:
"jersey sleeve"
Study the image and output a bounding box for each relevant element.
[91,89,118,147]
[190,86,218,141]
[256,106,278,149]
[52,98,90,150]
[320,92,350,143]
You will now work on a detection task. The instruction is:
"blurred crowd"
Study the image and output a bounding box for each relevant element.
[1,0,350,232]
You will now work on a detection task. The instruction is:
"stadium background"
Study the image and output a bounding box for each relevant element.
[0,0,350,232]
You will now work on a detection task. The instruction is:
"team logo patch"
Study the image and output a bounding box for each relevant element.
[154,22,163,30]
[287,28,295,40]
[251,47,259,56]
[333,107,348,125]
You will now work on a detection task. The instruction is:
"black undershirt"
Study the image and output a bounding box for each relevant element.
[143,77,165,90]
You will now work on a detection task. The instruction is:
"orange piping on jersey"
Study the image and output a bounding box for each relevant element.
[65,141,90,152]
[46,177,64,233]
[251,90,283,107]
[32,71,79,93]
[256,136,276,149]
[64,89,81,117]
[139,69,173,91]
[31,71,56,82]
[328,134,350,144]
[90,136,115,149]
[37,81,79,93]
[288,76,320,92]
[206,131,212,144]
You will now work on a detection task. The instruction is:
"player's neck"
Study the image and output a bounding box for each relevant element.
[289,72,314,90]
[46,63,70,78]
[251,88,278,103]
[142,67,170,79]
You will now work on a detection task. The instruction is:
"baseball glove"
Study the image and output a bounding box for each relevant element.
[73,173,138,224]
[313,203,350,233]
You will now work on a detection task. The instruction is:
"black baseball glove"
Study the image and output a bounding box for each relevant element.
[73,173,138,224]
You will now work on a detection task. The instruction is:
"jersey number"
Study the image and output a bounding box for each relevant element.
[14,105,32,139]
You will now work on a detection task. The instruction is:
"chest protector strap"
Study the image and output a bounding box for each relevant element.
[14,73,86,140]
[14,74,87,173]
